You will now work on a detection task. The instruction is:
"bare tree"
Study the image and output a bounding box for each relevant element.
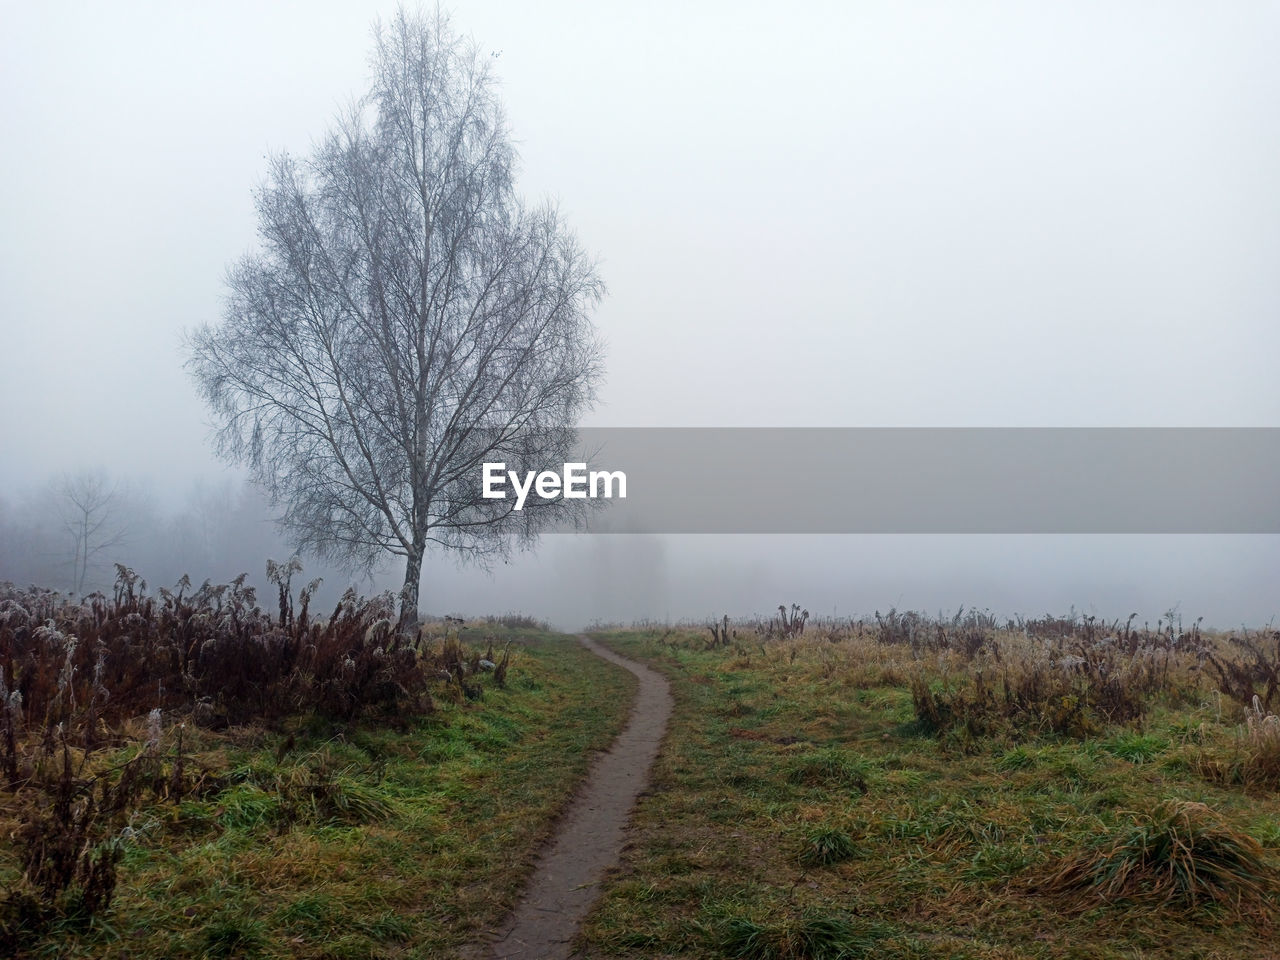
[57,470,129,594]
[187,7,604,631]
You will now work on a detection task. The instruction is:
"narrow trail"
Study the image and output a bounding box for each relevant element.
[482,636,672,960]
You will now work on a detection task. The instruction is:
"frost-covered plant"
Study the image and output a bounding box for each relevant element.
[1241,695,1280,786]
[1246,694,1280,740]
[145,708,163,752]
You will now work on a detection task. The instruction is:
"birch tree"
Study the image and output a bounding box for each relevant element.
[57,470,129,595]
[187,7,604,631]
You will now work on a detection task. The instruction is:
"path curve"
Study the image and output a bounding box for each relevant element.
[482,636,671,959]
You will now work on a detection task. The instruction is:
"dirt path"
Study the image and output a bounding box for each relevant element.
[481,636,672,960]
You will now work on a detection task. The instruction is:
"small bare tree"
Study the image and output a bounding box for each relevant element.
[57,470,129,594]
[187,8,604,631]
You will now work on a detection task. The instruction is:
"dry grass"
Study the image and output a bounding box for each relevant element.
[580,621,1280,960]
[1039,799,1277,919]
[713,913,891,960]
[0,622,635,957]
[1194,696,1280,791]
[1244,696,1280,784]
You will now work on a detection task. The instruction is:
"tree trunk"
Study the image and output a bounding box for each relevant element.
[76,514,88,595]
[397,546,424,636]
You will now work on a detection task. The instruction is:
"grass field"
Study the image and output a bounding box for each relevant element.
[579,625,1280,960]
[7,589,1279,960]
[1,626,635,959]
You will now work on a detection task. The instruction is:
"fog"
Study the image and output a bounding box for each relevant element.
[2,1,1277,629]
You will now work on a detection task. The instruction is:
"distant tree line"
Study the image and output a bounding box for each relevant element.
[0,470,376,609]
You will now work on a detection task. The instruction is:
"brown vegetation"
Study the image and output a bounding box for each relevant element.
[0,563,469,949]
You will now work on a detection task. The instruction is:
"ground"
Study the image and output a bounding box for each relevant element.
[0,627,635,959]
[576,626,1280,960]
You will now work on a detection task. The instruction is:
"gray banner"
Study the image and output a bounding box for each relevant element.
[477,428,1280,534]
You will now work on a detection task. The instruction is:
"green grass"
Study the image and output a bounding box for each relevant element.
[1043,799,1276,917]
[786,748,874,792]
[797,828,858,867]
[2,629,635,958]
[716,913,891,960]
[579,628,1280,960]
[1101,732,1168,764]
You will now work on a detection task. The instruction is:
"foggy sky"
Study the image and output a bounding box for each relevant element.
[2,1,1277,628]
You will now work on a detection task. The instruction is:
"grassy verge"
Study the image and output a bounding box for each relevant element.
[580,629,1280,960]
[1,627,635,959]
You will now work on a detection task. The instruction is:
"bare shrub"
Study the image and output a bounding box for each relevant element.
[1197,695,1280,789]
[0,564,434,732]
[1204,630,1280,712]
[910,620,1198,739]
